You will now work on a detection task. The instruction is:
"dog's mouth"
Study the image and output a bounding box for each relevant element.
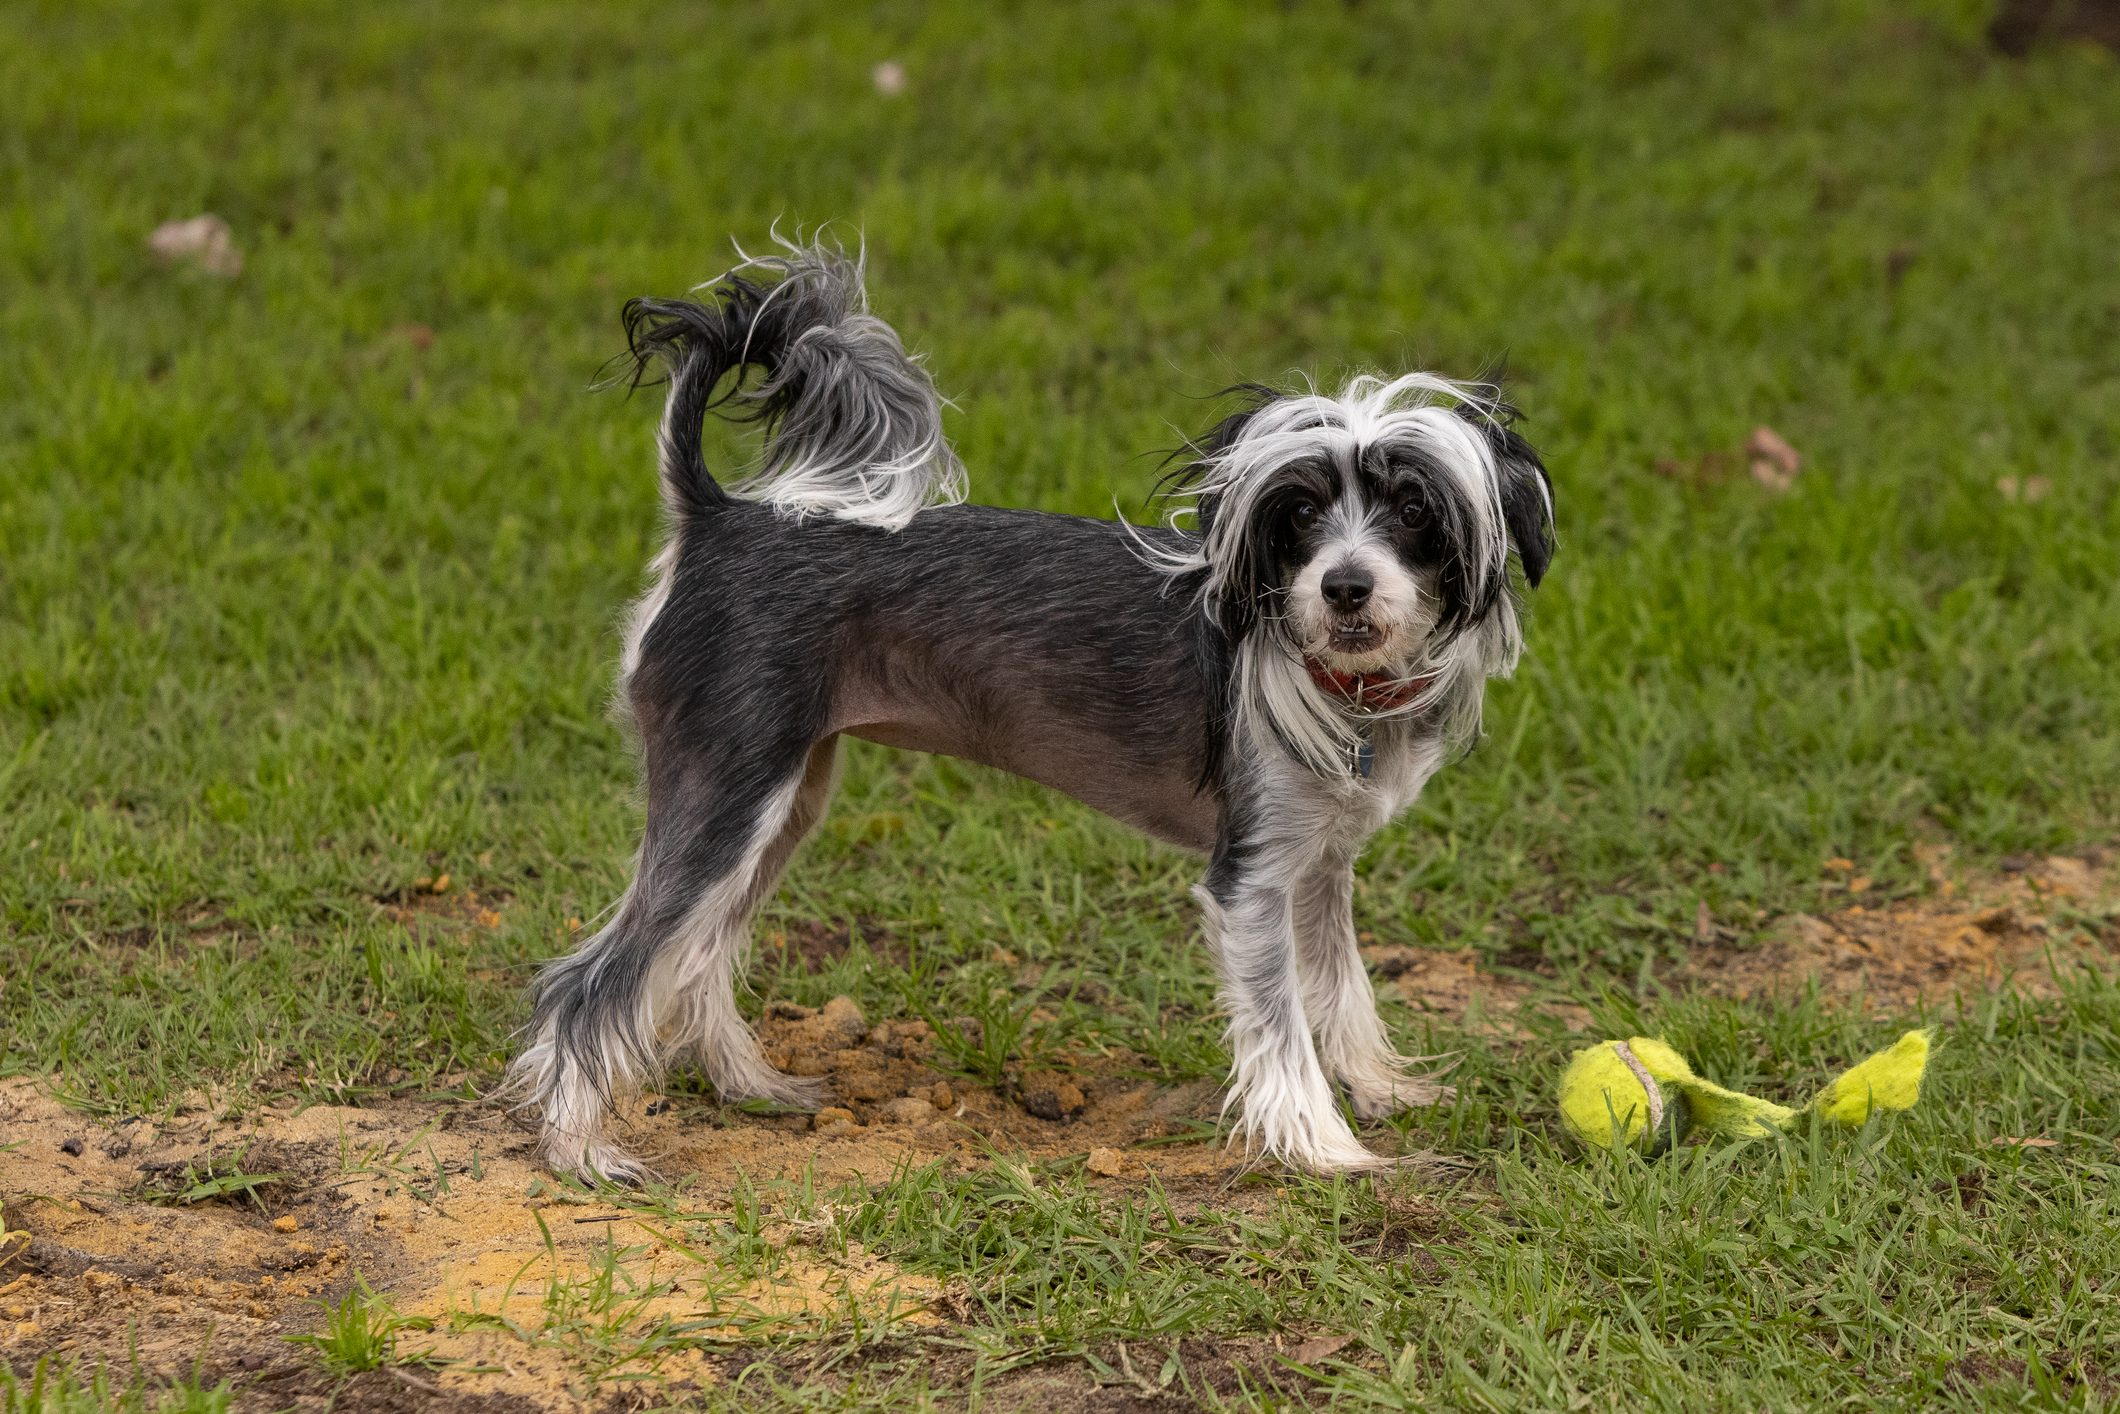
[1326,622,1383,654]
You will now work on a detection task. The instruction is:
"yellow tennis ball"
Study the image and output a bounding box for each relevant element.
[1558,1039,1690,1153]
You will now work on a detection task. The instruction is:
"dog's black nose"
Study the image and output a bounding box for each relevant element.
[1321,565,1372,613]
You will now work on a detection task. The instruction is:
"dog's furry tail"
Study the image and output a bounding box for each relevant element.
[618,237,964,531]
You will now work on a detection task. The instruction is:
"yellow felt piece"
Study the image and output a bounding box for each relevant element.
[1671,1073,1796,1138]
[1812,1029,1932,1126]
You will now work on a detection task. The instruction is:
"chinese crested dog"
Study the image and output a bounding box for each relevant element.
[504,241,1555,1180]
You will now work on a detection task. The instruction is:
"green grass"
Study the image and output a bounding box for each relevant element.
[281,1283,432,1379]
[129,1142,283,1211]
[0,1362,230,1414]
[3,0,2119,1408]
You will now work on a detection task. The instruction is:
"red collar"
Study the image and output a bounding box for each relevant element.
[1304,658,1434,712]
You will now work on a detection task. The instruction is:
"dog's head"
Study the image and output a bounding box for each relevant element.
[1155,374,1555,768]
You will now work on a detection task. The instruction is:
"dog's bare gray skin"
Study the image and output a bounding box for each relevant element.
[503,241,1555,1180]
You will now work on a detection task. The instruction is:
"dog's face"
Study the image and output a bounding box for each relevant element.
[1179,375,1555,678]
[1266,451,1453,673]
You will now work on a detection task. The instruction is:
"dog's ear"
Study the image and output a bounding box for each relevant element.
[1185,399,1265,552]
[1182,388,1276,514]
[1160,387,1282,639]
[1458,405,1556,588]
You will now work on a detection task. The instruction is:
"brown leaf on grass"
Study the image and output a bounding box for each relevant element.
[1991,1136,2058,1148]
[1747,425,1802,492]
[1289,1334,1354,1365]
[147,214,243,277]
[1996,475,2051,503]
[1694,900,1716,942]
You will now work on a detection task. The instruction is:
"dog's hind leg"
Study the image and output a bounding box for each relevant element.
[504,724,829,1182]
[664,735,842,1106]
[1290,854,1451,1121]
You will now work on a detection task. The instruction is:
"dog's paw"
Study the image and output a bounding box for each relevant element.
[690,1040,831,1112]
[543,1133,655,1187]
[718,1071,828,1111]
[1279,1137,1461,1176]
[1343,1078,1453,1122]
[1285,1133,1399,1174]
[1237,1110,1394,1175]
[1335,1057,1456,1122]
[584,1151,655,1188]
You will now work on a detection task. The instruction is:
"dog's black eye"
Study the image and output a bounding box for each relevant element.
[1291,500,1320,531]
[1398,498,1422,528]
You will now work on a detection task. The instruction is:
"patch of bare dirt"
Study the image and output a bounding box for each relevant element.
[1362,943,1594,1036]
[759,915,906,972]
[375,874,511,936]
[1365,853,2115,1026]
[1682,853,2116,1009]
[0,998,1252,1411]
[725,997,1229,1172]
[968,1335,1322,1411]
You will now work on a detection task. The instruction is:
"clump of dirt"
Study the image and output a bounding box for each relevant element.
[735,994,1211,1161]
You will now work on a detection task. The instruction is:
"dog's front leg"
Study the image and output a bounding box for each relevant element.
[1194,870,1385,1173]
[1291,854,1452,1120]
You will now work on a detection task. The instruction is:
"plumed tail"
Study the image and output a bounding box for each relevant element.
[618,238,964,529]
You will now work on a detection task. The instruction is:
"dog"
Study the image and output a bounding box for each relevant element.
[503,240,1555,1181]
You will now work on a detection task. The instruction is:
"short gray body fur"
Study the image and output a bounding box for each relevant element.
[503,241,1555,1180]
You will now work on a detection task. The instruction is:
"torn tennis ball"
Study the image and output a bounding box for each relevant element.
[1556,1036,1697,1154]
[1558,1030,1931,1153]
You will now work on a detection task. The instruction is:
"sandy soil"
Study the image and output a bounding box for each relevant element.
[2,852,2111,1410]
[1679,849,2114,1008]
[0,997,1241,1411]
